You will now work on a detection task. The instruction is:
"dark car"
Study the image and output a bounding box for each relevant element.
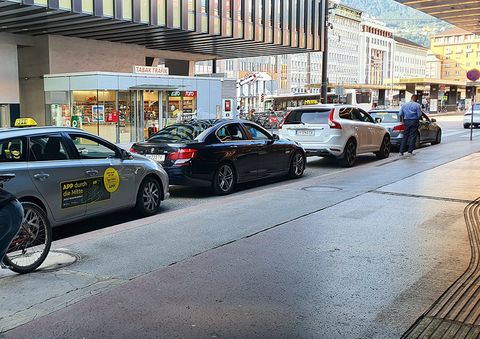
[369,109,441,149]
[130,119,306,195]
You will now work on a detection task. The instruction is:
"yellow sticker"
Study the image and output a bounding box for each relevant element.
[103,167,120,193]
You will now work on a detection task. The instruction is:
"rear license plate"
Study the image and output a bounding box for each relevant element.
[146,154,165,162]
[296,130,315,136]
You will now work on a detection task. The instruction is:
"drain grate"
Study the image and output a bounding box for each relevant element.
[403,198,480,338]
[301,186,342,192]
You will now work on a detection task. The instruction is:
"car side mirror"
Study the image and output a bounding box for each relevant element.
[374,117,382,123]
[272,133,280,141]
[431,118,436,123]
[120,148,133,160]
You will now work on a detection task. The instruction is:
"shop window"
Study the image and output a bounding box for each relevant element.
[103,0,114,17]
[123,0,132,20]
[140,0,149,23]
[58,0,71,10]
[33,0,47,6]
[82,0,93,13]
[188,0,195,30]
[157,0,166,26]
[119,91,134,143]
[172,0,181,28]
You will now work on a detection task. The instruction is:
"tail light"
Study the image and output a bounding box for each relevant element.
[393,123,405,132]
[167,148,198,164]
[328,109,342,129]
[129,147,138,154]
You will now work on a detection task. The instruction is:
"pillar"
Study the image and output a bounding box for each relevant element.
[405,83,416,102]
[378,89,386,106]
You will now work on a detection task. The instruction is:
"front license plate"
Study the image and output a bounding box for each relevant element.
[296,130,315,136]
[146,154,165,162]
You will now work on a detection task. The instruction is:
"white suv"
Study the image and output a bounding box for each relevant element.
[279,104,391,167]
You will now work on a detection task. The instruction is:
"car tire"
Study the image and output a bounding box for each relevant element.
[464,123,470,129]
[339,139,356,167]
[212,162,236,195]
[375,135,391,159]
[135,176,162,217]
[432,130,442,145]
[288,151,306,179]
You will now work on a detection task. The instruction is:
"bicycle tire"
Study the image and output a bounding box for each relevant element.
[3,202,52,274]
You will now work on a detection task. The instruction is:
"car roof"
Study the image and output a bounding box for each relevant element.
[0,126,85,139]
[369,109,400,113]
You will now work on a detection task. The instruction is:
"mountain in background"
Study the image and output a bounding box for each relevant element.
[340,0,453,47]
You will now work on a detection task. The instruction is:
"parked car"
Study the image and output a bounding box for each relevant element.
[0,127,169,228]
[130,119,306,195]
[464,104,480,128]
[279,104,390,167]
[369,109,441,149]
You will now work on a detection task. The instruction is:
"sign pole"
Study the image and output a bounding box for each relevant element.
[466,69,480,141]
[471,93,474,141]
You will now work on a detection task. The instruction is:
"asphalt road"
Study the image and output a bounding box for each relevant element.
[53,114,471,240]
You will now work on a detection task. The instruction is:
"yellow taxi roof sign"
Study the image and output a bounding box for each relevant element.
[14,118,37,128]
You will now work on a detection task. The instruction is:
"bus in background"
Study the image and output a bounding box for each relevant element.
[265,89,374,112]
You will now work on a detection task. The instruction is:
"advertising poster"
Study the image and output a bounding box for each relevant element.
[92,105,105,122]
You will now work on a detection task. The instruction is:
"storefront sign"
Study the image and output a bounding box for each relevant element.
[168,90,182,97]
[133,65,169,75]
[167,91,197,98]
[183,91,197,98]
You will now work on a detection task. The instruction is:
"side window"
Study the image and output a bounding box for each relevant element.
[339,108,353,120]
[0,137,26,162]
[244,124,271,141]
[361,110,375,123]
[29,135,70,161]
[68,134,118,159]
[216,124,247,142]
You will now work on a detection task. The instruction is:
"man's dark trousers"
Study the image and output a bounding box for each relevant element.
[400,119,419,154]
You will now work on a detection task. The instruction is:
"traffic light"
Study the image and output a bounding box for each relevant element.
[260,94,265,103]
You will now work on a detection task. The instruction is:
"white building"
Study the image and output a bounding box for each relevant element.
[359,18,394,85]
[393,36,428,79]
[425,51,442,79]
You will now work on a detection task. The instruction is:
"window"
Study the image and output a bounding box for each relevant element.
[0,137,26,163]
[29,136,70,161]
[354,109,374,123]
[244,124,271,141]
[157,0,166,25]
[172,0,181,27]
[140,0,150,23]
[284,109,331,125]
[68,134,118,159]
[188,0,195,30]
[339,107,353,120]
[103,0,114,17]
[123,0,132,20]
[216,124,246,142]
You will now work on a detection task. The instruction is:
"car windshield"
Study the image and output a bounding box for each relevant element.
[284,109,331,124]
[369,111,400,123]
[150,121,214,142]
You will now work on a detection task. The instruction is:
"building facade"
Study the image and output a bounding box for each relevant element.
[0,0,325,141]
[393,37,427,80]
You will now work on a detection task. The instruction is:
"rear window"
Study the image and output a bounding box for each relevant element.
[284,109,331,125]
[369,112,400,123]
[150,122,214,142]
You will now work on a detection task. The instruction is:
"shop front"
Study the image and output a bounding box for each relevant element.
[44,72,223,143]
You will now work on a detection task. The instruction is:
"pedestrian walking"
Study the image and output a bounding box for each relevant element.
[399,95,422,157]
[0,184,23,266]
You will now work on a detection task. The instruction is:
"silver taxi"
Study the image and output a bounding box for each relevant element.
[0,127,169,228]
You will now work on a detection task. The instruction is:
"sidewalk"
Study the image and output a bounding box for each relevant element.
[1,139,480,338]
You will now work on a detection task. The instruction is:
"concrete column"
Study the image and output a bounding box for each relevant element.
[405,83,416,102]
[165,60,195,76]
[448,86,458,105]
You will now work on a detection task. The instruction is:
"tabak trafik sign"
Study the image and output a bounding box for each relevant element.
[133,65,169,75]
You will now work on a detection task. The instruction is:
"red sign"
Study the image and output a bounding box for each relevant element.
[224,100,231,112]
[183,91,197,98]
[106,110,119,123]
[467,69,480,82]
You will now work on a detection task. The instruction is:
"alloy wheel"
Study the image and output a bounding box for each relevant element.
[218,165,234,192]
[293,153,305,176]
[143,181,160,212]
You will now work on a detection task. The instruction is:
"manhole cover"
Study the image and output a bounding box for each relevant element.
[38,249,79,271]
[302,186,342,192]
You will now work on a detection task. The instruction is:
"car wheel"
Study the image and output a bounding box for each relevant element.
[288,151,306,179]
[375,135,391,159]
[464,123,470,129]
[136,176,162,217]
[432,130,442,145]
[415,132,421,149]
[339,139,356,167]
[212,162,235,195]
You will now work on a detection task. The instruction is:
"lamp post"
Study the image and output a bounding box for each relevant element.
[321,0,329,104]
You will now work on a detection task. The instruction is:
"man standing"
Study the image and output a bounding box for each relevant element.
[0,185,23,265]
[399,95,422,157]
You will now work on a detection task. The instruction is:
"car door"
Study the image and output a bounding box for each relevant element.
[418,114,430,143]
[65,132,136,217]
[422,114,436,141]
[243,122,291,177]
[360,109,385,151]
[351,108,371,152]
[215,123,258,183]
[26,133,87,222]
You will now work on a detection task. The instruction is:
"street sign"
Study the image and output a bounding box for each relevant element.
[467,69,480,82]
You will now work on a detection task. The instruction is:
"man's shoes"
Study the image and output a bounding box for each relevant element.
[407,151,416,157]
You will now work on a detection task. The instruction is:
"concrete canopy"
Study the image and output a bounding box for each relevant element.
[395,0,480,34]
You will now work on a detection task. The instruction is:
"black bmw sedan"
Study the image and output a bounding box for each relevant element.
[130,119,306,195]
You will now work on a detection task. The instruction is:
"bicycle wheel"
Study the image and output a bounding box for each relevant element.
[3,202,52,274]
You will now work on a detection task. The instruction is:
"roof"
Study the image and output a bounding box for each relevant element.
[433,27,473,37]
[394,36,428,50]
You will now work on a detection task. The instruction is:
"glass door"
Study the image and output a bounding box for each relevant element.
[0,105,10,128]
[119,91,134,143]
